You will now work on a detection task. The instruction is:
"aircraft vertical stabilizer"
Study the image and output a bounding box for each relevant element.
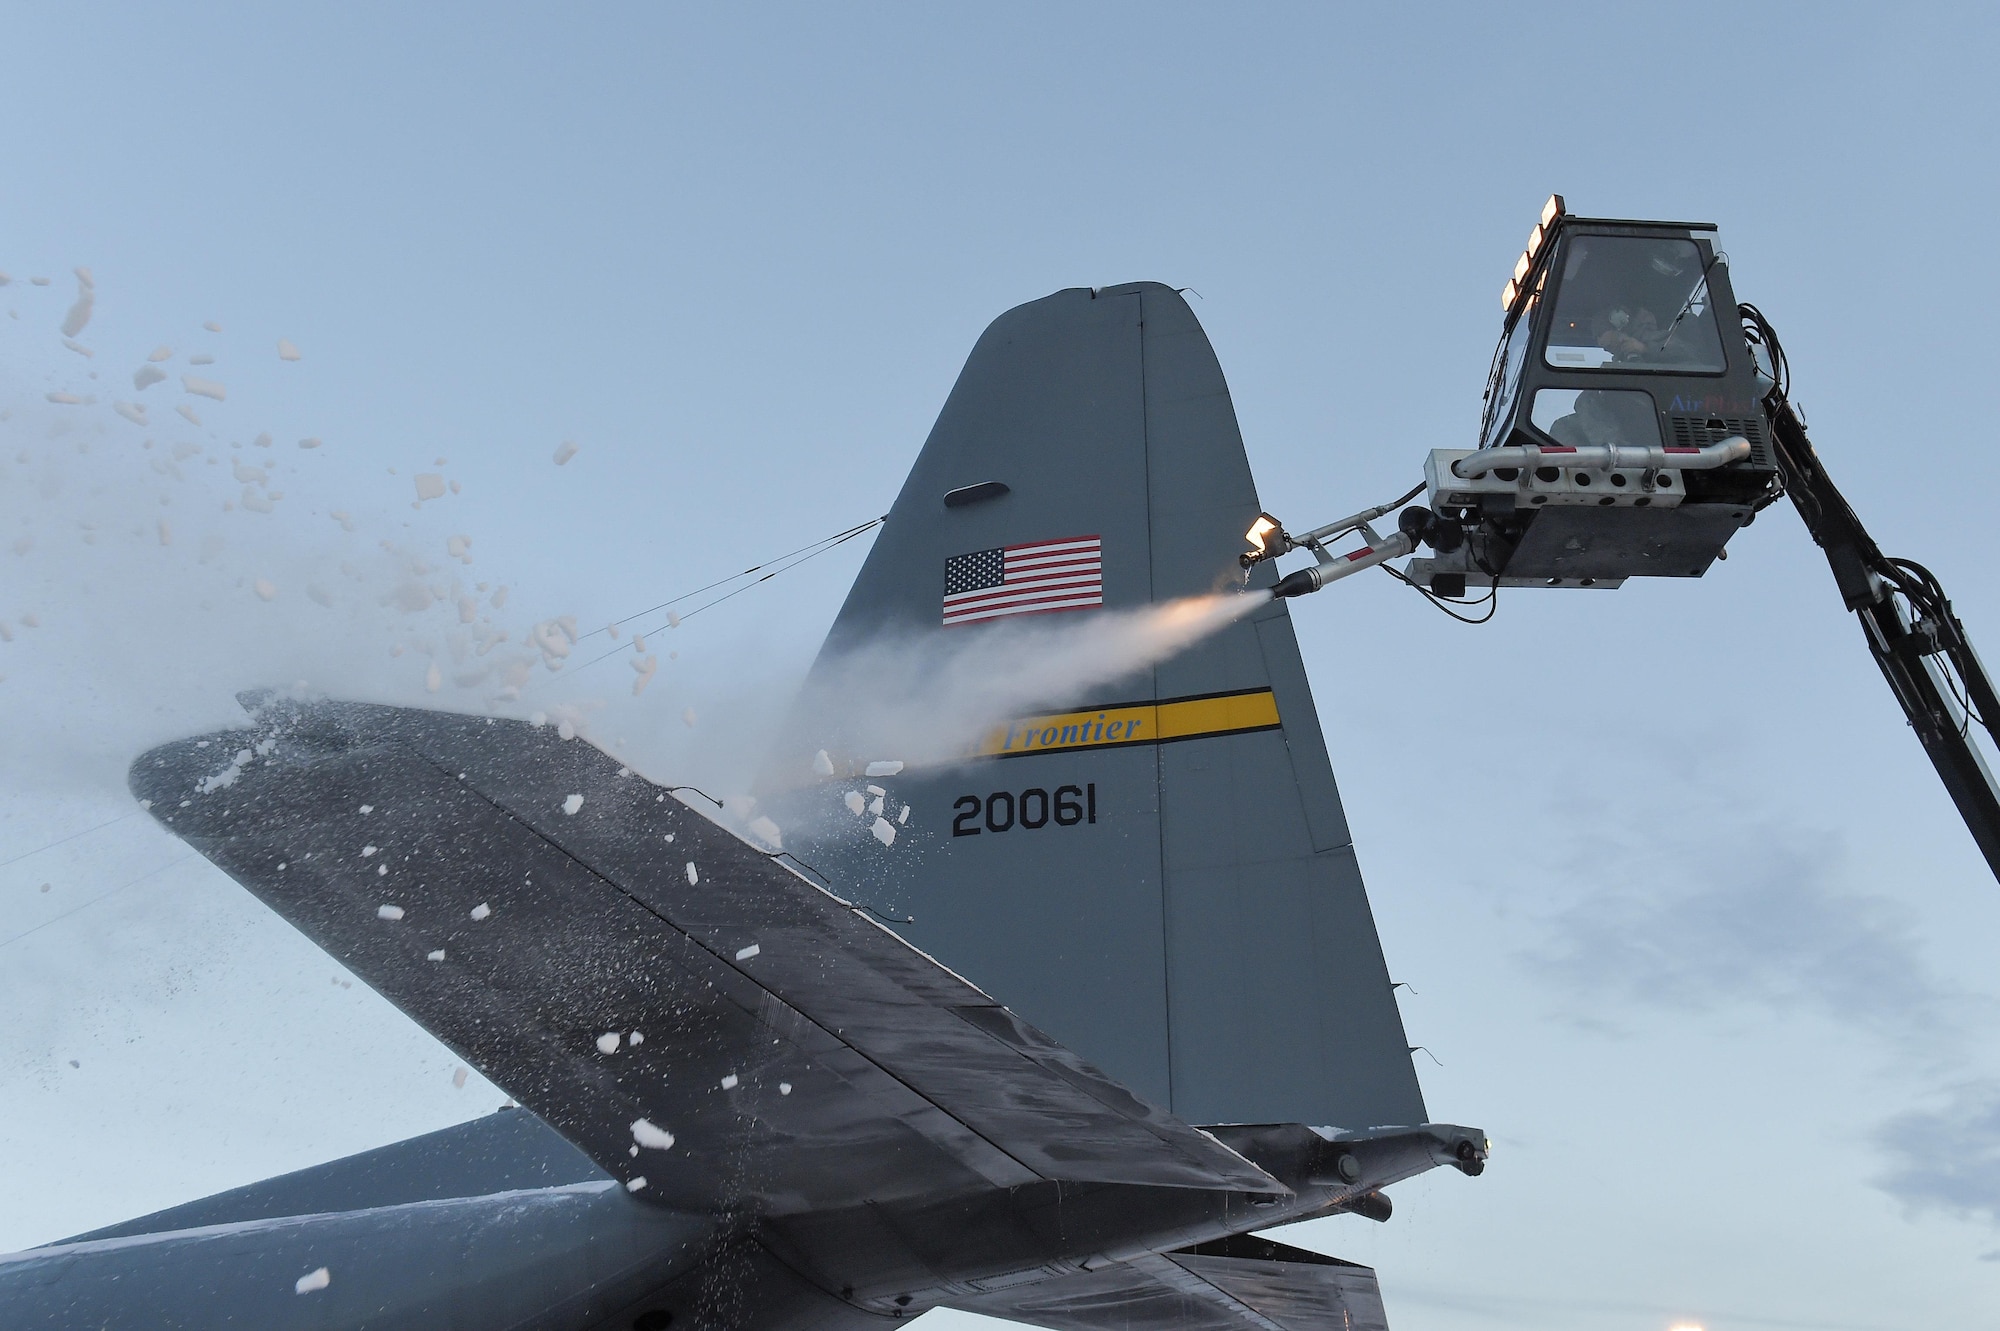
[768,283,1425,1130]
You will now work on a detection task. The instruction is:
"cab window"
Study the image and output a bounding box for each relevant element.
[1543,236,1726,373]
[1530,389,1662,449]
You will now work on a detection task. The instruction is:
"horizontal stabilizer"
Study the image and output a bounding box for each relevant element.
[63,1108,605,1243]
[130,696,1280,1216]
[949,1236,1387,1331]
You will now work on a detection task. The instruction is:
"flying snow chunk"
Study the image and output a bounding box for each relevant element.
[563,793,584,816]
[735,943,761,961]
[132,364,166,390]
[871,817,896,847]
[254,578,278,601]
[427,949,445,962]
[377,905,404,921]
[626,1176,648,1192]
[414,473,446,502]
[470,902,491,921]
[553,440,579,466]
[844,791,866,816]
[596,1032,620,1054]
[182,375,226,401]
[812,749,835,777]
[295,1267,330,1295]
[60,269,94,337]
[278,338,302,361]
[630,1118,675,1150]
[748,816,782,849]
[685,862,699,886]
[865,761,904,777]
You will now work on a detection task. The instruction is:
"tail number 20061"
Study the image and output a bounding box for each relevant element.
[953,784,1096,836]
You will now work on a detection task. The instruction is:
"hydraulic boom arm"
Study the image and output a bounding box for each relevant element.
[1745,305,2000,880]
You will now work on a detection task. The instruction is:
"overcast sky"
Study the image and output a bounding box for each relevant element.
[4,6,1999,1329]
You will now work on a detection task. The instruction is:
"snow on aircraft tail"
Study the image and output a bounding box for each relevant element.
[764,282,1425,1129]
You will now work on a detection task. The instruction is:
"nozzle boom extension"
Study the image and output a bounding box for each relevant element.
[1273,530,1417,598]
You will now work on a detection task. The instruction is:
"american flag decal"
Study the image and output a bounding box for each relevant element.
[943,536,1103,626]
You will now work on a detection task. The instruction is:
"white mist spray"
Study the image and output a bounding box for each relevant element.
[784,588,1273,775]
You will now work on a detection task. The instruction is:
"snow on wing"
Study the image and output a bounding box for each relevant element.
[129,694,1279,1217]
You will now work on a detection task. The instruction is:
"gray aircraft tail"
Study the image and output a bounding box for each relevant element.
[763,282,1425,1130]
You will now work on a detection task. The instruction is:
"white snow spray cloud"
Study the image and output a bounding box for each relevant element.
[0,268,608,801]
[780,589,1272,775]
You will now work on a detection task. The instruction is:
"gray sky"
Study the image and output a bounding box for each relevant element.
[4,5,1999,1328]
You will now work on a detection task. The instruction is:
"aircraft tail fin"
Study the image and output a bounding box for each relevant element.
[764,283,1425,1129]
